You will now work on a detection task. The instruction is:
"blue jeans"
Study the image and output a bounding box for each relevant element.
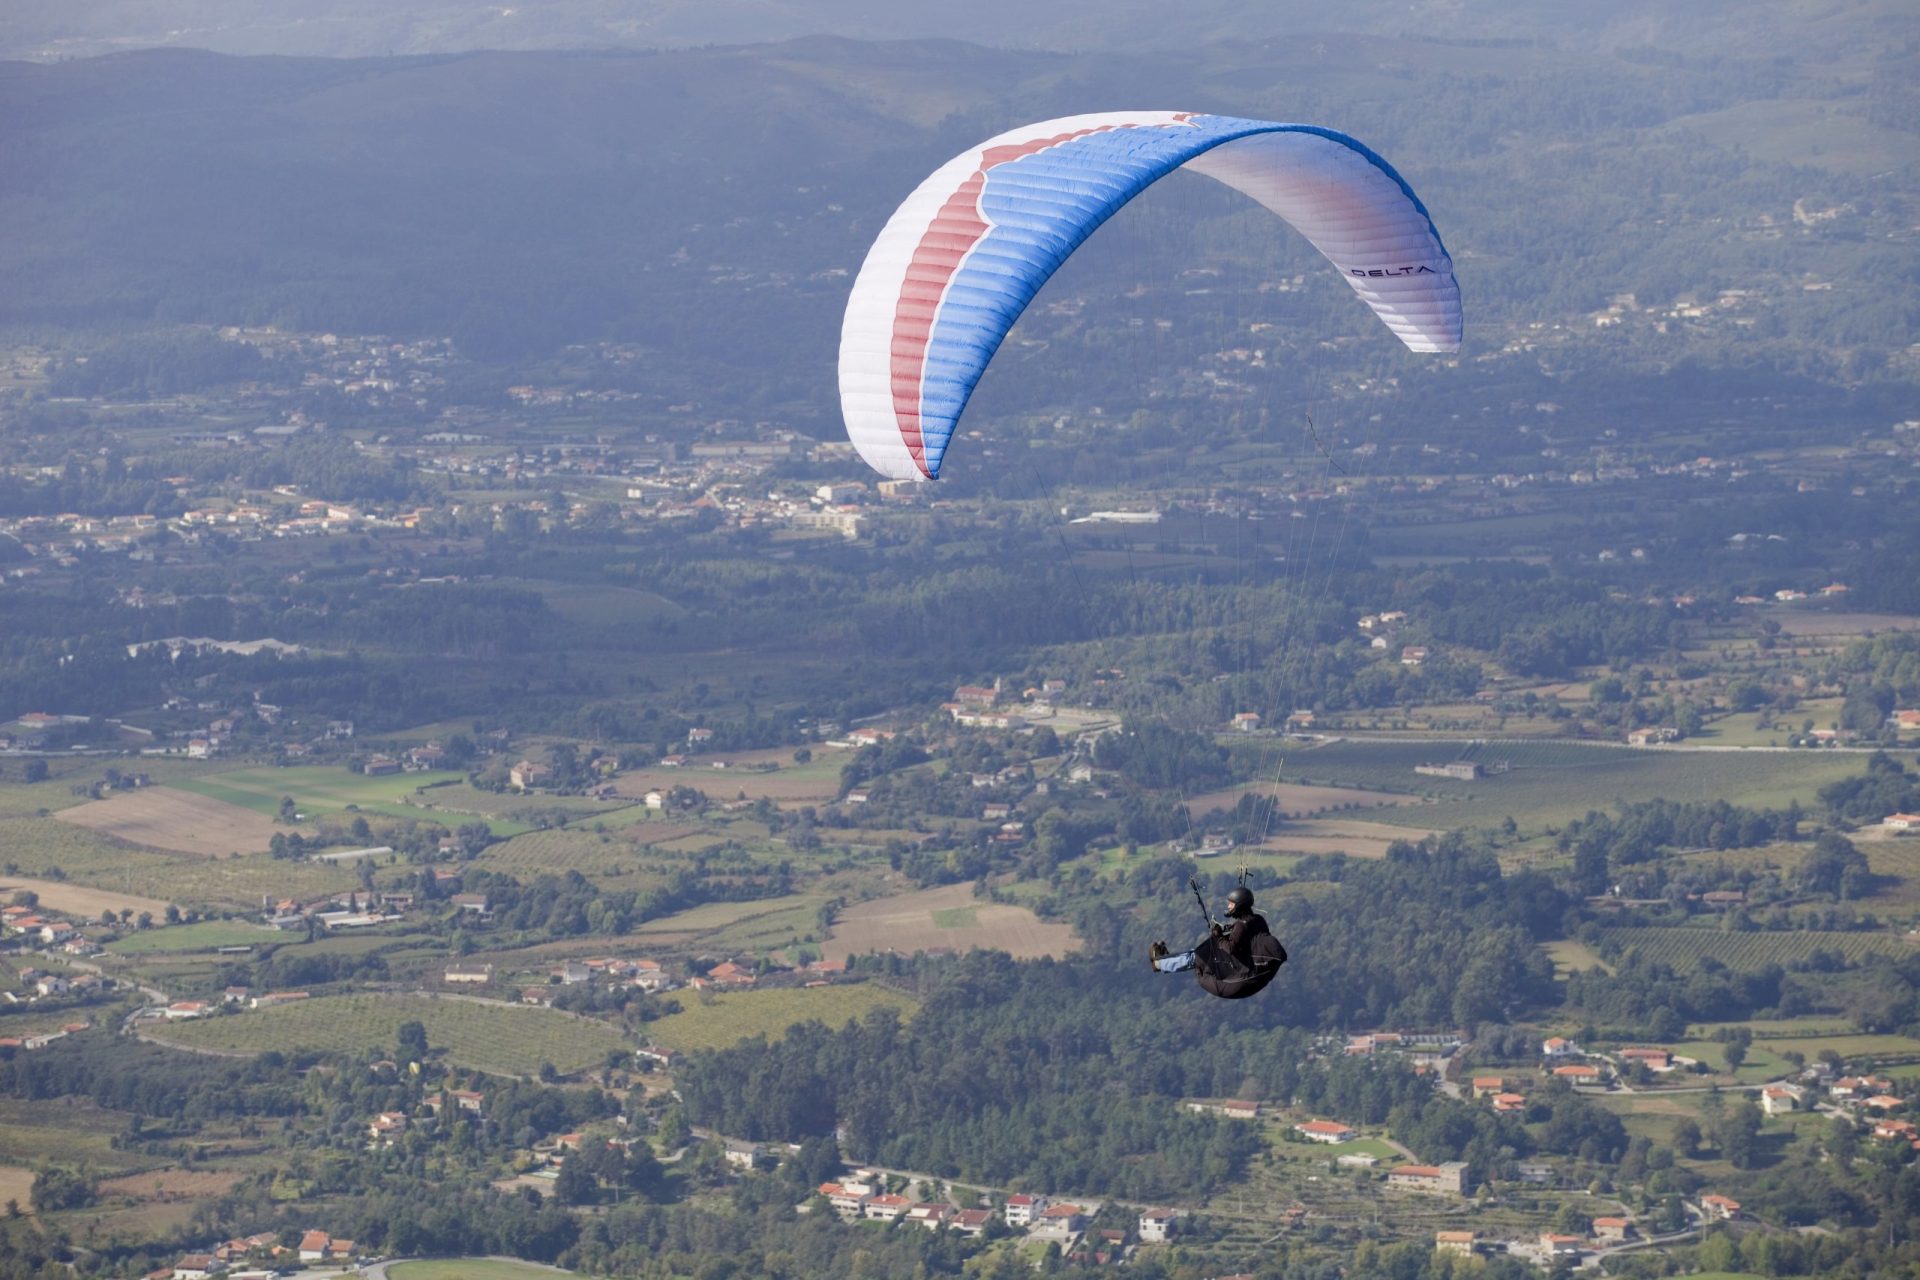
[1154,951,1196,973]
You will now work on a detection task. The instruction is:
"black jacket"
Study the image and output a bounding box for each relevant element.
[1217,911,1271,969]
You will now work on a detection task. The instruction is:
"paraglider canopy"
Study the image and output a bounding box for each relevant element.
[839,111,1461,481]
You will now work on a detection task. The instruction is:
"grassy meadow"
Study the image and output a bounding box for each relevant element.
[644,983,918,1052]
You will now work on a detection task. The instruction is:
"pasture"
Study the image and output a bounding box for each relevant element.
[1293,739,1881,835]
[144,993,628,1076]
[1597,926,1913,970]
[644,982,919,1052]
[822,882,1077,962]
[54,787,288,857]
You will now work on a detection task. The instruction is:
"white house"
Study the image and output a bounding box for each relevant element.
[1004,1193,1046,1227]
[1138,1209,1179,1242]
[1294,1119,1355,1144]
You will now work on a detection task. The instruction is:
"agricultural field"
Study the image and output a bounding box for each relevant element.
[0,1164,32,1214]
[172,765,468,824]
[1700,1033,1920,1065]
[1858,835,1920,909]
[1690,1017,1856,1037]
[644,982,919,1052]
[630,893,827,944]
[85,1174,247,1243]
[514,577,689,628]
[1543,939,1612,977]
[0,1097,154,1175]
[143,993,628,1076]
[28,834,362,913]
[1271,1136,1401,1163]
[0,872,171,920]
[1596,926,1915,970]
[107,920,284,954]
[475,825,679,892]
[1592,1091,1722,1146]
[390,1260,573,1280]
[821,882,1078,963]
[426,788,634,827]
[1256,817,1438,859]
[609,749,845,808]
[54,787,288,858]
[1767,610,1920,638]
[1187,781,1422,820]
[1291,739,1877,835]
[1672,1040,1794,1082]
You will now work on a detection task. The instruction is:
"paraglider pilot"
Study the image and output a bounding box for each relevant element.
[1150,884,1287,1000]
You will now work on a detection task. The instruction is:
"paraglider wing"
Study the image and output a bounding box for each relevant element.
[838,112,1460,481]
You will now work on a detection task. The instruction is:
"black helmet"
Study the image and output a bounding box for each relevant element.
[1226,886,1254,915]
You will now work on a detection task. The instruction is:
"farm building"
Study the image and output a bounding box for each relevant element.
[1386,1162,1468,1195]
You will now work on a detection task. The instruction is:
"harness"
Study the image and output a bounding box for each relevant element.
[1187,871,1288,1000]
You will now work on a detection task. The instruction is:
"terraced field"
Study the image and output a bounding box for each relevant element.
[144,993,627,1075]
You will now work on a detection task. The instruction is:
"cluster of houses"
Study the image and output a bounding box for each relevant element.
[1439,1194,1745,1265]
[1825,1075,1916,1146]
[518,956,678,999]
[148,989,309,1022]
[139,1226,360,1280]
[365,1088,490,1145]
[0,1017,92,1053]
[447,952,846,1003]
[2,903,98,955]
[814,1175,1180,1258]
[1342,1029,1467,1070]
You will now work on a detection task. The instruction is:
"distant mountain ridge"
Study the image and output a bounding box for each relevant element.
[4,0,1913,62]
[0,32,1911,404]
